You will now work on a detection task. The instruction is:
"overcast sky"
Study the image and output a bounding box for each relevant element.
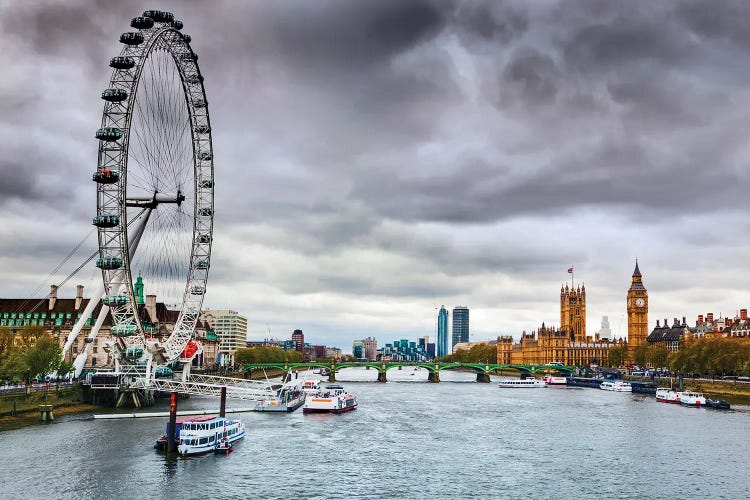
[1,0,749,350]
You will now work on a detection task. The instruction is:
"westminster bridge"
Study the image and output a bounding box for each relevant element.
[243,361,575,383]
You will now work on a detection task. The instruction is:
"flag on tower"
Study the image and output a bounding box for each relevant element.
[567,267,573,274]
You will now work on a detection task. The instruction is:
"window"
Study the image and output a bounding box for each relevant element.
[91,357,97,366]
[93,347,97,353]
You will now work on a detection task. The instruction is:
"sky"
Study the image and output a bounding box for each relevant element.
[1,0,749,350]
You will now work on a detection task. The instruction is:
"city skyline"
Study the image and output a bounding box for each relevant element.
[2,1,750,350]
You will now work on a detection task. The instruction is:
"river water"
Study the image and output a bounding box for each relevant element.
[2,368,749,499]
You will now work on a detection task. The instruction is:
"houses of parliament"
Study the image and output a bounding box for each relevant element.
[496,262,649,366]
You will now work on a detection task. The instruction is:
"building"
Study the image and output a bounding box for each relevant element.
[437,306,449,357]
[627,261,649,349]
[497,265,645,367]
[647,317,689,350]
[361,336,377,360]
[203,309,248,366]
[378,338,433,361]
[0,281,219,370]
[325,347,342,359]
[352,340,365,359]
[453,339,497,352]
[291,329,305,351]
[560,284,586,340]
[452,306,469,350]
[599,316,612,339]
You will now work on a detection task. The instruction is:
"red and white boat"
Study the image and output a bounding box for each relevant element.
[303,384,357,414]
[544,375,568,385]
[656,388,681,404]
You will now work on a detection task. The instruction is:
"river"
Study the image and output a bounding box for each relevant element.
[2,367,749,499]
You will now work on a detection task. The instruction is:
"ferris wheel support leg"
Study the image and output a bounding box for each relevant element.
[72,305,110,378]
[181,362,191,382]
[62,281,105,358]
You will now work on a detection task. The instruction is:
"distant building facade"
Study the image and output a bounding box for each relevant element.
[647,317,689,350]
[291,329,305,351]
[361,337,377,360]
[437,306,449,357]
[452,306,469,350]
[599,316,612,339]
[203,309,248,365]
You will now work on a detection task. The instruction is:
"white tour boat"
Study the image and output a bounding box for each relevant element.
[498,378,546,388]
[303,384,358,414]
[256,379,306,413]
[655,388,681,404]
[600,380,632,392]
[679,391,706,407]
[543,375,568,385]
[177,415,245,456]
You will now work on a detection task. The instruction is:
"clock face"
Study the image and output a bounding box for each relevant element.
[636,298,645,307]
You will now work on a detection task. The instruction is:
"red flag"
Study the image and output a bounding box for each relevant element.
[567,267,573,274]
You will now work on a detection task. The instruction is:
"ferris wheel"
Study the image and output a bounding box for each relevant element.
[91,10,214,366]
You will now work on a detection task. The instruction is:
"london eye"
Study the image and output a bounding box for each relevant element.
[66,10,214,374]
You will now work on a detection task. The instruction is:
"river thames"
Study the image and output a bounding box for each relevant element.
[2,368,749,499]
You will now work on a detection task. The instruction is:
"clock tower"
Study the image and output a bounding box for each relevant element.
[627,261,648,348]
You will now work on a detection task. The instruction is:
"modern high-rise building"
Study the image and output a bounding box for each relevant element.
[451,306,469,350]
[202,309,248,365]
[437,306,449,357]
[599,316,612,339]
[292,329,305,351]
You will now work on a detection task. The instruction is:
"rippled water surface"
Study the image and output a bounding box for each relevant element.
[2,368,749,499]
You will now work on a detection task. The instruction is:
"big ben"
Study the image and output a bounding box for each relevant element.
[627,261,648,348]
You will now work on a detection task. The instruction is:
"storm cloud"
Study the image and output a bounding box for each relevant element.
[1,0,749,348]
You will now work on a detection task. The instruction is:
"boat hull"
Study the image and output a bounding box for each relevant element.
[303,405,357,414]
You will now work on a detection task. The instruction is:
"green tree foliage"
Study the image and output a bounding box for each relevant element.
[0,350,27,381]
[24,335,62,380]
[669,337,750,376]
[438,343,497,364]
[58,360,75,377]
[235,347,303,364]
[633,345,649,367]
[0,326,50,381]
[607,345,628,367]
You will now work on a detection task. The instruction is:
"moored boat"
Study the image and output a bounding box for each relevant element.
[600,380,632,392]
[705,398,731,410]
[498,378,545,388]
[302,379,321,395]
[256,379,306,413]
[177,415,245,456]
[655,387,681,404]
[679,391,706,407]
[214,440,234,455]
[303,384,357,414]
[543,375,568,385]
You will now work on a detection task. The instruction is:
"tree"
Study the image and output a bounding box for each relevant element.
[648,344,669,368]
[58,360,75,378]
[0,350,27,381]
[438,343,497,364]
[633,345,649,367]
[607,345,627,367]
[235,346,303,365]
[13,325,45,352]
[24,335,62,380]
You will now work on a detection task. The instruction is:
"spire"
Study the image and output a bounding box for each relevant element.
[632,259,642,278]
[134,274,145,306]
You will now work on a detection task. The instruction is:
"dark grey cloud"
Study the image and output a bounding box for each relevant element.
[1,0,749,345]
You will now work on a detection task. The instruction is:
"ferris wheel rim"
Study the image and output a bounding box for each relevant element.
[94,12,214,362]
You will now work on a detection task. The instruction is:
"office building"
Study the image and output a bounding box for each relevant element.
[452,306,469,350]
[203,309,248,365]
[437,306,449,357]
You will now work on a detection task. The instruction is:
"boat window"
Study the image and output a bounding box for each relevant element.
[200,437,208,444]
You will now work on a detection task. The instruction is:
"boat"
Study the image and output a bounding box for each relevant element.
[705,398,731,410]
[154,414,198,450]
[543,375,568,385]
[630,381,657,395]
[303,384,357,414]
[655,388,681,404]
[176,415,245,456]
[567,377,605,389]
[256,379,306,413]
[600,380,632,392]
[302,379,321,394]
[679,391,706,407]
[498,378,545,388]
[214,440,234,455]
